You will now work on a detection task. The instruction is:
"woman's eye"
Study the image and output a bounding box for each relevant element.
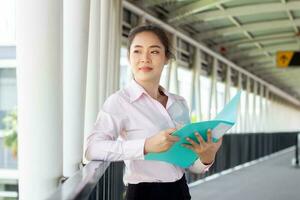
[133,50,141,54]
[151,50,159,54]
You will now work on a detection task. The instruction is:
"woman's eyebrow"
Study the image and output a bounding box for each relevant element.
[133,45,162,48]
[149,45,162,49]
[133,45,143,48]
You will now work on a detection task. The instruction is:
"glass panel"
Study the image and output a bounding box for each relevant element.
[200,75,211,121]
[230,86,238,133]
[160,64,169,89]
[177,67,192,110]
[255,94,260,132]
[216,81,225,114]
[240,90,246,132]
[248,92,254,132]
[0,68,17,169]
[119,47,132,89]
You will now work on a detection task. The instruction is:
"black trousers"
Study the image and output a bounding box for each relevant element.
[125,175,191,200]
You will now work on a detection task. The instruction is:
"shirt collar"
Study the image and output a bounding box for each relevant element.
[127,79,146,103]
[127,79,174,107]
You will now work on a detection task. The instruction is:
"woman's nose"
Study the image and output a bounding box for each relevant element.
[140,52,150,63]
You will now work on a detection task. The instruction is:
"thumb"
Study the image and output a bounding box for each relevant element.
[164,127,177,134]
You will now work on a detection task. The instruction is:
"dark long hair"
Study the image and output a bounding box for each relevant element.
[127,24,175,60]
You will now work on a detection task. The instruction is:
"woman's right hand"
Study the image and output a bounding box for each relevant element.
[144,128,179,154]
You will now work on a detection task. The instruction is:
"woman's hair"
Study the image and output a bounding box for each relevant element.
[127,24,175,60]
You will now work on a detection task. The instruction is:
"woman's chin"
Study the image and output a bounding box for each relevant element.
[134,75,158,83]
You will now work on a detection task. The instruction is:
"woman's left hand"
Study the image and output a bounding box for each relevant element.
[182,129,222,165]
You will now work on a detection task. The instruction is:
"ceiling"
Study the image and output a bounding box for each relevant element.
[129,0,300,100]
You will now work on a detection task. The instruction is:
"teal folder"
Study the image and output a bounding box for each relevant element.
[145,91,241,168]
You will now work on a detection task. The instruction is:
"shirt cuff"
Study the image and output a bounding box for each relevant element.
[188,158,213,174]
[123,138,146,160]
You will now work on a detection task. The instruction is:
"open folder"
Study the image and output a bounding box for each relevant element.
[145,91,241,168]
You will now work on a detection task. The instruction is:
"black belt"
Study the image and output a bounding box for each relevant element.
[125,175,191,200]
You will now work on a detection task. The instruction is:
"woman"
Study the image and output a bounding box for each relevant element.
[85,24,223,200]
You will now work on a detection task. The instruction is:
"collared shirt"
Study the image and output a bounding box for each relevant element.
[85,80,211,185]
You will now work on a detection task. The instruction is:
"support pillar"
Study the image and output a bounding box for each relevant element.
[16,0,63,198]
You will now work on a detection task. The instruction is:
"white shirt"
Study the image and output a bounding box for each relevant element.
[85,80,211,185]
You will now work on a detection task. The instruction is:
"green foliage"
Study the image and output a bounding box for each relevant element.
[2,109,18,157]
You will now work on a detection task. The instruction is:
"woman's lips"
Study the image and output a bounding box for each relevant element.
[139,66,153,72]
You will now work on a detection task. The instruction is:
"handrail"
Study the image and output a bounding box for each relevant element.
[47,161,110,200]
[47,131,299,199]
[295,132,300,167]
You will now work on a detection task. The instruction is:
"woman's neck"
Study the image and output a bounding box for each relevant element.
[135,79,161,100]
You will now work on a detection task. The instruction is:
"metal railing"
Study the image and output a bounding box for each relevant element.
[293,133,300,167]
[48,131,299,200]
[47,161,124,200]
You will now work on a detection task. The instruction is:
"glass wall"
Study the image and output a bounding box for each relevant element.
[119,46,131,89]
[0,68,17,169]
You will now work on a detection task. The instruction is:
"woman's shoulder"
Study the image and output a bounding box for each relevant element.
[103,88,131,110]
[167,92,187,102]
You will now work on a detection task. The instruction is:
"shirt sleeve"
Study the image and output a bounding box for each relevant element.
[85,96,146,162]
[188,158,213,174]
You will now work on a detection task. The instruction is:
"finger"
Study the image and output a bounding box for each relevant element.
[167,135,180,142]
[164,127,177,134]
[207,129,212,143]
[194,132,205,145]
[185,137,198,147]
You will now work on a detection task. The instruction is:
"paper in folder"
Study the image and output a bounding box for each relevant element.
[145,91,241,168]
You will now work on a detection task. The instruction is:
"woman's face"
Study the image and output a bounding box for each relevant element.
[128,31,168,83]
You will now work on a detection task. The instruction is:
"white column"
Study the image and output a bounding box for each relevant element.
[224,65,231,104]
[63,0,90,176]
[106,1,115,96]
[259,84,264,132]
[112,0,122,92]
[193,49,202,121]
[169,35,179,94]
[237,72,242,133]
[252,81,257,133]
[84,1,122,159]
[83,0,101,164]
[109,0,122,94]
[138,16,146,25]
[208,58,217,119]
[165,61,172,91]
[99,0,110,107]
[245,76,250,132]
[16,0,63,199]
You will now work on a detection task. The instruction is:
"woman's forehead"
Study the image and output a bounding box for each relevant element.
[131,31,164,48]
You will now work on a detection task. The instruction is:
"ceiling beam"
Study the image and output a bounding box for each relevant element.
[250,65,275,71]
[174,1,300,25]
[236,56,273,67]
[233,54,271,63]
[167,0,233,23]
[259,69,300,76]
[214,32,297,47]
[282,0,300,47]
[227,42,300,59]
[262,71,300,79]
[195,19,300,40]
[215,4,266,61]
[143,0,176,7]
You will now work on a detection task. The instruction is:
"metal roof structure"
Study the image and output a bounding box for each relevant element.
[129,0,300,99]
